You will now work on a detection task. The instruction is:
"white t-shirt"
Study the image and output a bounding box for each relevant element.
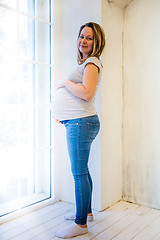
[51,57,102,121]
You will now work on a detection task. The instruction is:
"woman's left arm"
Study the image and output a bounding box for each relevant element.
[57,63,99,101]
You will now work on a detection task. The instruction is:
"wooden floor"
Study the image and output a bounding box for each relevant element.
[1,200,160,240]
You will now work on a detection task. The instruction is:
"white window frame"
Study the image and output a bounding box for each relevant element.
[0,0,54,217]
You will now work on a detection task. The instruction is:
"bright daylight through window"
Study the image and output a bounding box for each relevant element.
[0,0,52,216]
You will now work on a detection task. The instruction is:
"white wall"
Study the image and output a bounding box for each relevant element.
[123,0,160,209]
[52,0,123,211]
[101,0,123,209]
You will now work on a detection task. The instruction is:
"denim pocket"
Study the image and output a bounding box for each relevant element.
[65,119,80,139]
[66,119,79,126]
[88,123,100,140]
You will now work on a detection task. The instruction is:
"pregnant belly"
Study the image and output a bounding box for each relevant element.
[51,88,80,120]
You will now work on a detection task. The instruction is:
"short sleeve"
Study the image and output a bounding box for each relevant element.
[83,57,102,73]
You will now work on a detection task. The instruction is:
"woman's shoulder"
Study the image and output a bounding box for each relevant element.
[85,56,101,64]
[83,57,102,72]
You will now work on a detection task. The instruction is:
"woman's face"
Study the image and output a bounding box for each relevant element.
[78,27,94,59]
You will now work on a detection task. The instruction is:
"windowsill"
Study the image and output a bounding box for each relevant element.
[0,194,58,224]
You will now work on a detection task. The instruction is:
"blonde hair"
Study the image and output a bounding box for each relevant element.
[77,22,106,65]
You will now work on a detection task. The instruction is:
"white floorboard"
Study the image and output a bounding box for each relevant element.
[0,200,160,240]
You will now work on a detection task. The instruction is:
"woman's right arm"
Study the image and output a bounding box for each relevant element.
[56,63,99,101]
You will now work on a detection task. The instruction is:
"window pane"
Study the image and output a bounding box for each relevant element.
[35,0,50,22]
[0,0,16,8]
[19,62,34,105]
[35,107,51,148]
[35,149,51,197]
[19,0,35,16]
[35,65,51,105]
[19,15,35,61]
[35,20,50,64]
[0,8,18,104]
[0,107,35,214]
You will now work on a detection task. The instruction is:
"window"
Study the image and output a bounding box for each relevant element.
[0,0,52,216]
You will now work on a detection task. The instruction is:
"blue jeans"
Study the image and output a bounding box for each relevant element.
[62,115,100,225]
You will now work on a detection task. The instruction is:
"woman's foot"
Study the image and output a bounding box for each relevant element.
[55,223,88,239]
[64,213,93,222]
[78,223,87,228]
[88,213,93,216]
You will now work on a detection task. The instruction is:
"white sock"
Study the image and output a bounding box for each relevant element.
[64,213,93,222]
[55,223,88,239]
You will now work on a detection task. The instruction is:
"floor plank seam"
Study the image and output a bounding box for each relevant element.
[1,201,160,240]
[90,211,135,239]
[131,214,160,240]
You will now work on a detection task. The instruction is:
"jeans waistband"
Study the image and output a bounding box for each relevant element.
[60,115,98,125]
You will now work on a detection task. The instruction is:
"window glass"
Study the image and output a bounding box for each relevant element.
[35,0,50,22]
[0,0,52,216]
[19,0,35,15]
[0,0,16,8]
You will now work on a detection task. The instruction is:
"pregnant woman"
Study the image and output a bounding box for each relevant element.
[52,22,105,239]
